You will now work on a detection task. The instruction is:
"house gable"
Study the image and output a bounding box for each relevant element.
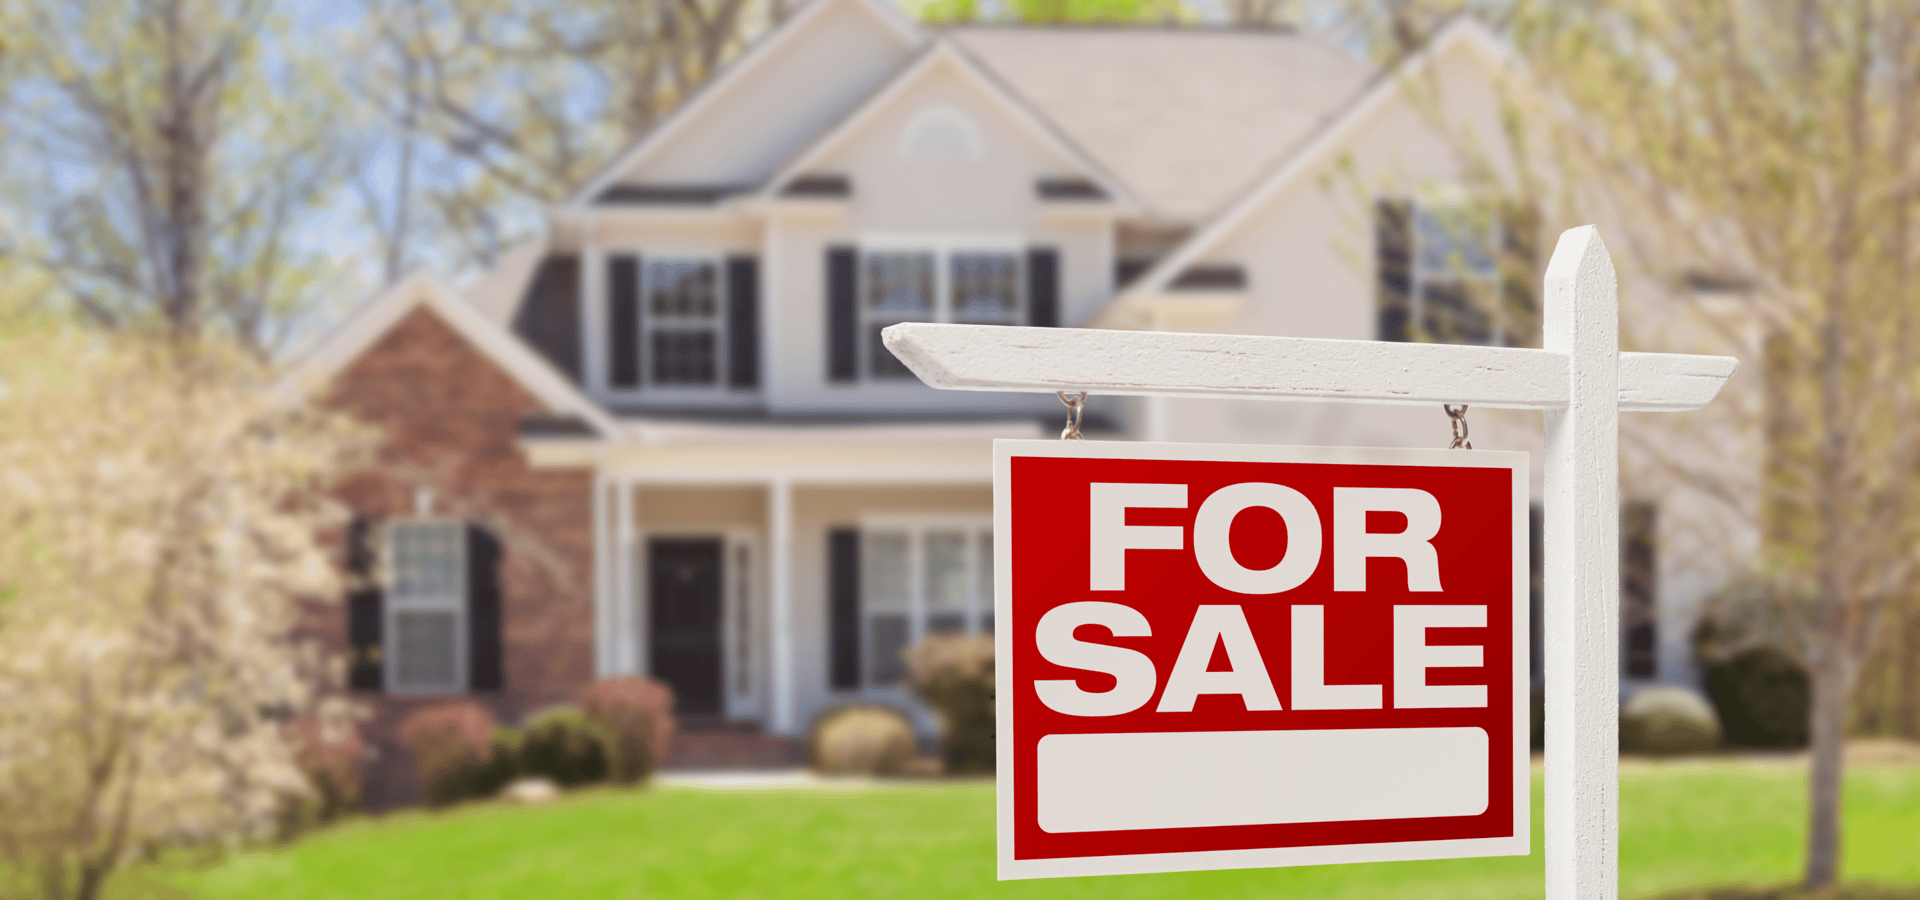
[281,273,620,437]
[1115,19,1516,309]
[570,0,923,202]
[758,41,1133,216]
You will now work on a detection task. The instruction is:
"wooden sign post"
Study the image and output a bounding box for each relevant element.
[882,227,1737,898]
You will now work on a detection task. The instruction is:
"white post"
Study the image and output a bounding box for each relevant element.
[768,477,796,734]
[1542,226,1620,900]
[616,478,638,675]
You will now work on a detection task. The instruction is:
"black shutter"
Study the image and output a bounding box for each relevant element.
[511,255,583,383]
[346,516,384,692]
[826,245,859,382]
[726,255,760,389]
[609,254,642,389]
[1621,502,1658,679]
[1027,247,1059,327]
[1376,198,1413,342]
[1500,201,1542,348]
[467,522,505,692]
[828,528,861,690]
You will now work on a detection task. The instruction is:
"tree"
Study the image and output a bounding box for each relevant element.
[355,0,782,271]
[0,0,352,353]
[0,274,372,900]
[1499,1,1920,889]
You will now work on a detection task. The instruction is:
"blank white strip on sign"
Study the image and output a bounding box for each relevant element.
[1036,727,1489,834]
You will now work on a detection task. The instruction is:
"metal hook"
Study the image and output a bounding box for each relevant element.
[1443,404,1472,450]
[1058,391,1087,440]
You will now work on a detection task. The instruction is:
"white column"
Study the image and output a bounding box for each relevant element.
[615,478,638,676]
[1542,226,1620,900]
[768,477,796,734]
[591,472,611,678]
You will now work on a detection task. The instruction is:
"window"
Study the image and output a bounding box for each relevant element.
[386,520,466,694]
[901,106,982,159]
[861,521,993,688]
[1411,202,1498,345]
[646,259,722,386]
[1378,199,1534,347]
[860,244,1022,379]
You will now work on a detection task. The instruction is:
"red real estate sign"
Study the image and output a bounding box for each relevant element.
[994,440,1530,880]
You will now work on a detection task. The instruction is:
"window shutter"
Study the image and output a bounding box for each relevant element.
[1026,247,1060,327]
[467,522,505,692]
[826,246,859,382]
[609,254,642,389]
[726,256,761,389]
[346,516,384,692]
[512,255,583,383]
[1375,198,1413,342]
[828,528,861,690]
[1621,502,1658,679]
[1499,201,1542,348]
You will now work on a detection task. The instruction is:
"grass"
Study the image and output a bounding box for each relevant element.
[159,761,1920,900]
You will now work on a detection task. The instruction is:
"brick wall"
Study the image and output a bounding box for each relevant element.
[317,305,595,807]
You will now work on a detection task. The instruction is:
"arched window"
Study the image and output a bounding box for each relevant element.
[900,106,982,159]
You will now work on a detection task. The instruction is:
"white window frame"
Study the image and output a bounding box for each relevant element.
[856,235,1025,381]
[384,518,467,695]
[1408,199,1507,347]
[857,514,995,691]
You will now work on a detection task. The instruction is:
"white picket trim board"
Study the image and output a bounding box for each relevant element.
[884,226,1739,899]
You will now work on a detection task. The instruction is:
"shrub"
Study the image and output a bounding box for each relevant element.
[284,715,366,823]
[581,677,676,783]
[1705,646,1811,748]
[906,634,995,774]
[1620,686,1722,755]
[808,705,916,776]
[517,706,613,788]
[398,701,514,806]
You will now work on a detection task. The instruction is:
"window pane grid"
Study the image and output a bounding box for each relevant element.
[387,520,465,694]
[858,247,1023,380]
[1410,202,1502,347]
[862,524,993,689]
[643,259,724,388]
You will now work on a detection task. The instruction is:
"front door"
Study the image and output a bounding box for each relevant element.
[648,538,724,716]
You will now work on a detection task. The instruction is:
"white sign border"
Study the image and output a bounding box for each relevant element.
[994,438,1531,881]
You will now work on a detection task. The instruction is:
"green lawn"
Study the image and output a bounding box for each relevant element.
[164,761,1920,900]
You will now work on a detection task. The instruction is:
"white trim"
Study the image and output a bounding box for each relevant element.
[768,478,797,734]
[1116,19,1513,304]
[616,478,639,674]
[991,438,1530,880]
[754,40,1136,210]
[567,0,925,207]
[277,271,621,437]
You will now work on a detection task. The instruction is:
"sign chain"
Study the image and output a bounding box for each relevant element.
[1444,404,1473,450]
[1058,391,1087,440]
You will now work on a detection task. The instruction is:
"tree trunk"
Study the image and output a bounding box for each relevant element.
[1803,626,1850,890]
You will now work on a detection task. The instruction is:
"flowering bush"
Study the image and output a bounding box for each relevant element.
[580,677,676,783]
[398,702,514,805]
[906,634,995,774]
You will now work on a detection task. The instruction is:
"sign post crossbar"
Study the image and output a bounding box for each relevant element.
[883,226,1737,900]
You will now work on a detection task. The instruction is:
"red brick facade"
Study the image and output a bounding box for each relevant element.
[319,306,595,807]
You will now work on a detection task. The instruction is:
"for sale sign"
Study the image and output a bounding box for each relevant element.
[995,440,1529,880]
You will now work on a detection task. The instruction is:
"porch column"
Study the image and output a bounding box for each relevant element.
[616,477,638,675]
[768,477,795,734]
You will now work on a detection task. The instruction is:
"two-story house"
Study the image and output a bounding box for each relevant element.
[286,0,1739,804]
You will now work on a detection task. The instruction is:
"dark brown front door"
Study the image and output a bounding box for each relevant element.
[648,538,724,716]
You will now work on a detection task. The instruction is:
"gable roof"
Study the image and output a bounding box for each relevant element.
[1117,18,1514,300]
[754,38,1136,207]
[948,26,1371,221]
[566,0,924,206]
[279,272,621,438]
